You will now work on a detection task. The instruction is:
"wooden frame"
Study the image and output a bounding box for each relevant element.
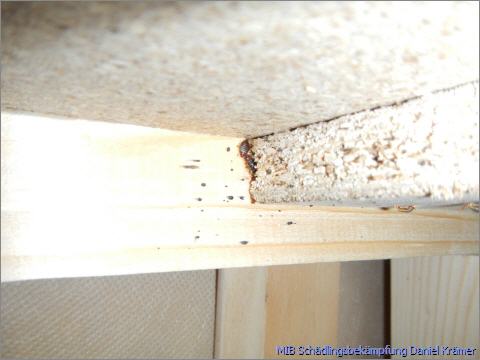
[1,113,478,282]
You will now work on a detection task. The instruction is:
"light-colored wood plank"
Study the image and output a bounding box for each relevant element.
[392,256,479,359]
[263,263,341,358]
[215,262,386,359]
[214,267,267,359]
[2,113,478,281]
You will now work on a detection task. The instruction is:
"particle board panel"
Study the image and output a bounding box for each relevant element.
[0,270,216,359]
[2,2,478,137]
[391,256,479,359]
[250,82,479,204]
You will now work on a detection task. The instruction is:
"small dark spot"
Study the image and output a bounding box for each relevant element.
[196,197,202,201]
[183,165,199,169]
[200,209,204,212]
[309,205,314,207]
[225,185,228,188]
[226,147,231,152]
[191,159,201,162]
[227,196,234,200]
[56,23,69,30]
[230,168,234,171]
[240,241,248,245]
[266,169,272,175]
[380,207,390,211]
[201,183,206,187]
[286,221,295,225]
[277,209,282,212]
[241,178,245,181]
[195,236,200,240]
[239,196,245,200]
[259,214,263,217]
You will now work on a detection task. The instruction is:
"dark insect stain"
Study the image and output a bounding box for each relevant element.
[309,205,314,207]
[226,147,231,152]
[227,196,234,200]
[286,221,295,225]
[240,241,249,245]
[380,207,390,211]
[56,23,70,30]
[196,197,202,201]
[201,183,206,187]
[183,165,199,169]
[239,196,245,200]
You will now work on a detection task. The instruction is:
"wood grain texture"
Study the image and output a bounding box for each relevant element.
[263,263,341,358]
[214,267,267,359]
[2,113,479,281]
[215,262,386,359]
[392,256,479,359]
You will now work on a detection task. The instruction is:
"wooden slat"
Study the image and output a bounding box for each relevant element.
[263,263,341,358]
[215,261,386,359]
[1,113,478,281]
[214,267,267,358]
[392,256,479,359]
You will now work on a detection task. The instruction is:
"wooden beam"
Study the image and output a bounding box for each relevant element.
[391,256,479,359]
[2,113,478,281]
[214,261,386,359]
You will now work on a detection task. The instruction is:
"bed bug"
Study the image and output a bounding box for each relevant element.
[396,205,416,213]
[239,140,257,174]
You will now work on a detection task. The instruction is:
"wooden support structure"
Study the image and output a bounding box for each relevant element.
[392,256,479,359]
[215,262,386,358]
[2,112,479,282]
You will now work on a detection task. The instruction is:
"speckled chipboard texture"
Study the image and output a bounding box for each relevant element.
[250,82,479,205]
[0,271,215,359]
[1,2,478,137]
